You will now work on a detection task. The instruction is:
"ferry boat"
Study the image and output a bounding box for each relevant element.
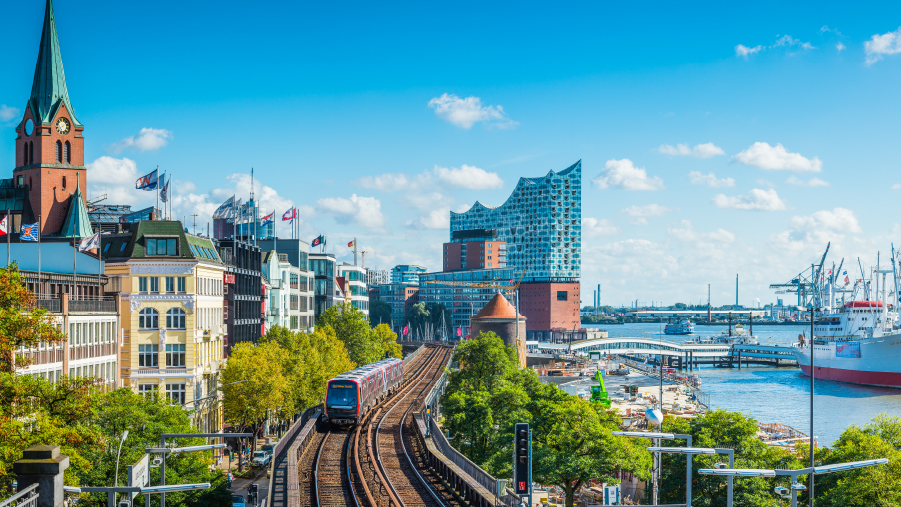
[792,301,901,388]
[664,317,693,335]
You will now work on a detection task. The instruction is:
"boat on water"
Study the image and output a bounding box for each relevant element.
[792,300,901,388]
[664,316,693,335]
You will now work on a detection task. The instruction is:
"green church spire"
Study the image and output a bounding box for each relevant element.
[29,0,80,126]
[60,177,93,239]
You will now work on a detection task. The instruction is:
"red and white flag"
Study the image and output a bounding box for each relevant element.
[0,214,7,236]
[282,208,296,221]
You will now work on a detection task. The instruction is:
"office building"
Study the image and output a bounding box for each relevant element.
[211,197,274,241]
[418,268,518,335]
[262,250,314,332]
[309,252,338,320]
[370,283,419,334]
[443,239,506,271]
[88,204,161,233]
[391,264,427,284]
[102,220,225,433]
[216,238,264,352]
[337,263,369,316]
[366,268,389,287]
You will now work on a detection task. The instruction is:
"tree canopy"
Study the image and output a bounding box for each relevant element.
[369,299,392,328]
[316,302,401,365]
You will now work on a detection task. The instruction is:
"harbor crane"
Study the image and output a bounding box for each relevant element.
[769,242,833,308]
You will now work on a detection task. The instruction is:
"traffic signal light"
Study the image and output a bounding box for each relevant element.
[513,423,530,495]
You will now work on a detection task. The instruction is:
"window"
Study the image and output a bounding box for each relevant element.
[64,141,71,163]
[29,142,33,164]
[146,238,177,256]
[177,277,186,292]
[166,276,175,292]
[166,383,186,405]
[166,344,186,367]
[556,291,568,301]
[166,308,186,329]
[56,141,62,163]
[139,277,148,292]
[139,308,159,329]
[138,384,157,395]
[149,277,159,293]
[138,344,159,367]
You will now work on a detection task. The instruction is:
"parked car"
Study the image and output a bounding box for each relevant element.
[232,495,246,507]
[251,450,271,468]
[260,442,276,455]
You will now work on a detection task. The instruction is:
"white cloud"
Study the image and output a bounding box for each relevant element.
[619,204,672,217]
[0,105,20,122]
[731,142,822,172]
[583,217,620,237]
[756,179,775,187]
[427,93,517,129]
[355,173,410,191]
[689,171,735,188]
[108,128,173,153]
[418,209,450,229]
[787,176,829,187]
[317,194,386,232]
[433,164,504,189]
[790,207,861,236]
[836,42,845,52]
[735,44,763,57]
[592,159,664,191]
[772,35,815,50]
[667,220,736,244]
[865,27,901,65]
[893,184,901,190]
[630,218,649,226]
[712,188,787,211]
[657,142,725,159]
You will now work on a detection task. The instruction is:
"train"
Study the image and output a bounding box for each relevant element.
[323,357,405,426]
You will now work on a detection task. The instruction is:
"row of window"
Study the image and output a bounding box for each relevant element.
[138,307,186,329]
[139,276,186,293]
[69,360,116,383]
[69,321,117,346]
[138,382,186,405]
[137,344,187,367]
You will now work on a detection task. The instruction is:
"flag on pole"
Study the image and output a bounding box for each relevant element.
[159,173,170,202]
[348,240,355,248]
[845,276,850,285]
[311,235,325,247]
[403,325,408,336]
[0,214,7,236]
[456,327,462,337]
[261,212,274,226]
[79,231,101,252]
[20,223,39,242]
[135,169,159,190]
[282,208,296,221]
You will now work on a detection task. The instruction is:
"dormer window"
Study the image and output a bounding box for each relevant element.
[146,237,178,256]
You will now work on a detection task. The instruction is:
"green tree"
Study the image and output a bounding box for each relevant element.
[371,323,402,359]
[405,302,430,337]
[814,414,901,507]
[77,388,230,507]
[0,262,66,372]
[221,341,292,455]
[429,303,452,337]
[369,299,392,328]
[317,302,380,365]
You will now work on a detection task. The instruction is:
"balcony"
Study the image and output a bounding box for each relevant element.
[268,308,280,316]
[69,298,117,313]
[134,367,189,376]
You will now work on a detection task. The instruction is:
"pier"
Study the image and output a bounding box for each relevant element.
[527,337,798,369]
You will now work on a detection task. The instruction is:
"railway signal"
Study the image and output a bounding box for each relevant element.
[513,423,531,503]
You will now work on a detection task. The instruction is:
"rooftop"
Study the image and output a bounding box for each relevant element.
[473,292,525,321]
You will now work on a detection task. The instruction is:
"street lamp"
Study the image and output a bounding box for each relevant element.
[699,459,889,507]
[114,430,130,488]
[612,431,694,507]
[648,447,734,507]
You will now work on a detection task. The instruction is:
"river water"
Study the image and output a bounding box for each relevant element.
[581,322,901,446]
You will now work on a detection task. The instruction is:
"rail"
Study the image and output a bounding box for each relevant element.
[0,483,38,507]
[267,406,320,507]
[403,343,427,367]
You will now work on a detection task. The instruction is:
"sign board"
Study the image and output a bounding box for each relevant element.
[128,454,150,499]
[836,341,861,358]
[589,352,601,361]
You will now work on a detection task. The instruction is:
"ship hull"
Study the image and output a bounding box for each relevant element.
[792,336,901,389]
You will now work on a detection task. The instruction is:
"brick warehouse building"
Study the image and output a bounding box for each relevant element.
[432,160,582,341]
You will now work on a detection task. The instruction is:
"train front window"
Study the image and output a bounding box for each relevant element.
[327,383,357,406]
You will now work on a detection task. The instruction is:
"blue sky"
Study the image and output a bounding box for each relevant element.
[3,0,901,307]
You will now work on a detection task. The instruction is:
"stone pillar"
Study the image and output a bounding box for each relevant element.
[13,445,69,507]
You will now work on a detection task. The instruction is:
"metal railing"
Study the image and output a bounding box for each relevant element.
[34,299,60,313]
[403,344,427,367]
[0,483,38,507]
[69,299,117,313]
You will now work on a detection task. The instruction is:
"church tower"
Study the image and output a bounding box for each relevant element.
[13,0,86,236]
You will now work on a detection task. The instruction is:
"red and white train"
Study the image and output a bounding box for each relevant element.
[323,357,404,426]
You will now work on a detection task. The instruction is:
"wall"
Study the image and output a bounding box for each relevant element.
[519,281,581,337]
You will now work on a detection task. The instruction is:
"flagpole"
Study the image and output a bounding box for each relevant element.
[5,206,9,266]
[155,165,159,219]
[97,231,102,299]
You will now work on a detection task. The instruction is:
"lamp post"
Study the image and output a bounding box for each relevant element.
[612,431,694,507]
[699,459,888,507]
[808,303,815,506]
[113,430,130,488]
[153,434,249,507]
[647,446,734,507]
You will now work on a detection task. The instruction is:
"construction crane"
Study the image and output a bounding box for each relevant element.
[360,250,396,268]
[418,268,528,293]
[769,242,835,308]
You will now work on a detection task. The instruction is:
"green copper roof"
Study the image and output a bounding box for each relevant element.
[29,0,79,126]
[59,181,93,238]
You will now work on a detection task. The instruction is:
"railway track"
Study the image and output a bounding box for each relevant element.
[302,345,455,507]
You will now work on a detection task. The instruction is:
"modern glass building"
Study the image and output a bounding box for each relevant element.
[449,160,581,282]
[391,264,428,284]
[419,267,519,335]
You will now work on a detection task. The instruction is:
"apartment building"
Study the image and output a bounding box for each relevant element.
[262,250,314,332]
[337,263,369,316]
